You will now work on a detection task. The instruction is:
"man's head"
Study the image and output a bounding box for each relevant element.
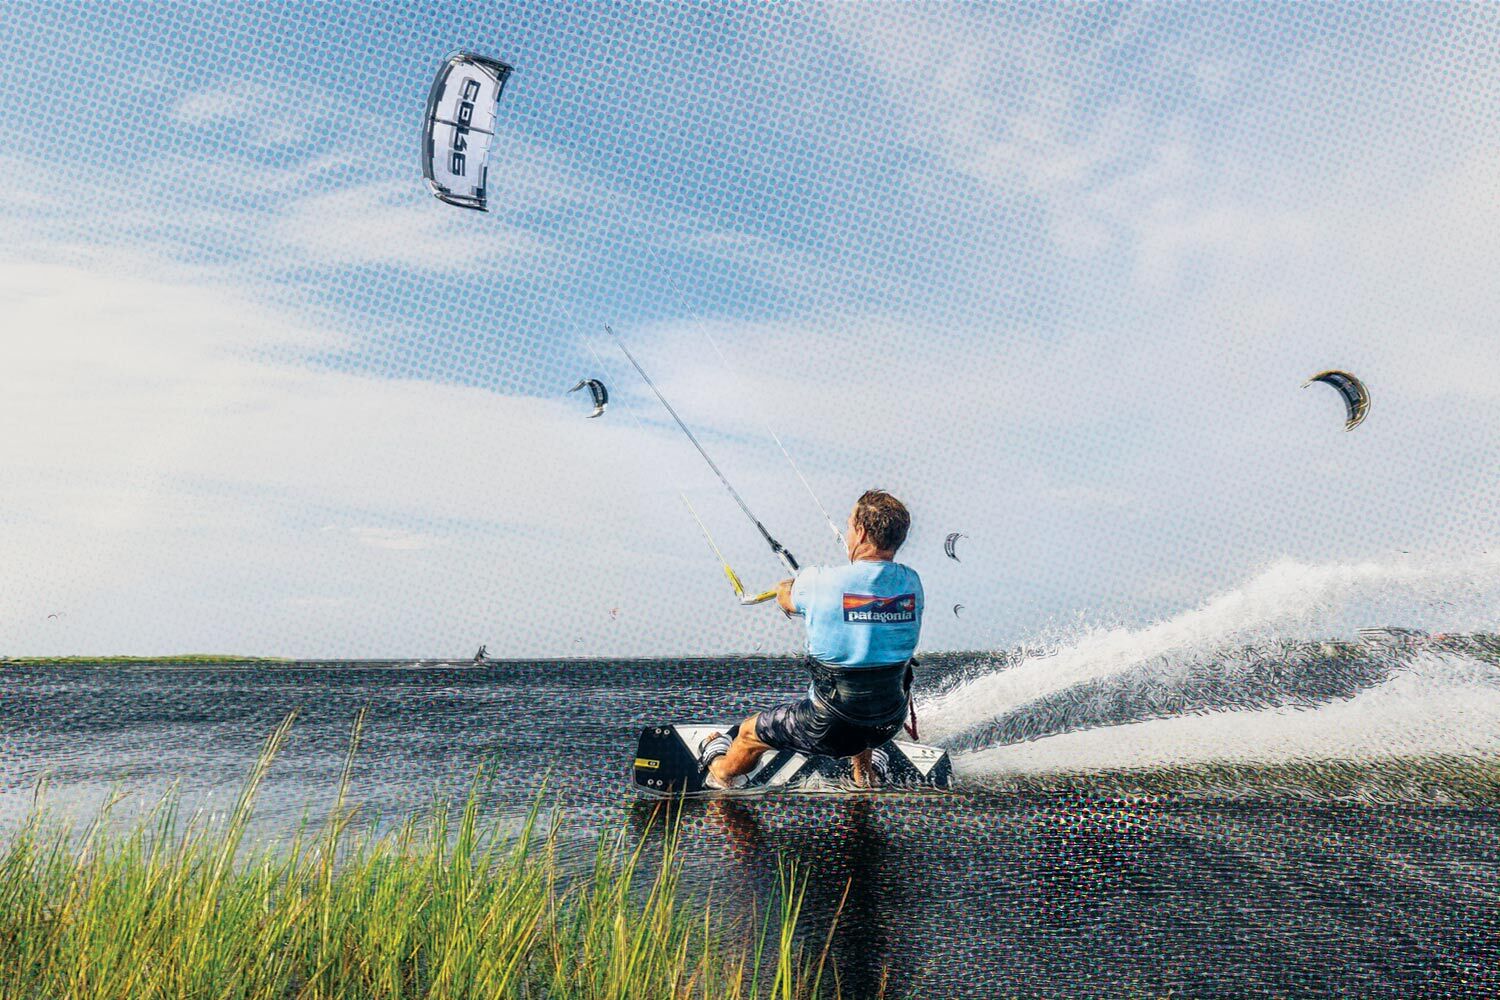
[846,489,910,559]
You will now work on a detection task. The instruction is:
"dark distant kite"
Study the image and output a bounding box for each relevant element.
[570,378,608,418]
[953,603,965,617]
[1303,370,1369,431]
[944,532,965,561]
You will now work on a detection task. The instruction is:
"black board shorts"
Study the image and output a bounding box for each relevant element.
[754,696,905,759]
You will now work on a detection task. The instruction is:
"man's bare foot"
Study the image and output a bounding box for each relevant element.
[699,732,744,788]
[698,731,731,770]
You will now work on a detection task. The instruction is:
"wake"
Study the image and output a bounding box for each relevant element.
[920,553,1500,782]
[959,650,1500,775]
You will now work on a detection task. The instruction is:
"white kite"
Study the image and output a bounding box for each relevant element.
[421,52,513,211]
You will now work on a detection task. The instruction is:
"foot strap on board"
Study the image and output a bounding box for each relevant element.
[697,733,732,772]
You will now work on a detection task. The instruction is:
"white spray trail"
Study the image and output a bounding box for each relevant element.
[958,649,1500,776]
[922,552,1500,743]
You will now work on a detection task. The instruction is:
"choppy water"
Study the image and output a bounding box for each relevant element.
[4,556,1500,997]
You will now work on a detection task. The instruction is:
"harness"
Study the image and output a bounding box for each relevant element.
[805,656,918,733]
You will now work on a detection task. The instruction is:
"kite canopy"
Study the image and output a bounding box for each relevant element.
[421,52,513,211]
[944,532,965,561]
[1302,370,1370,431]
[569,378,608,418]
[952,603,965,617]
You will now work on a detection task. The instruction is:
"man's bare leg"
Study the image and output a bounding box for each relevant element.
[850,747,874,788]
[707,714,773,784]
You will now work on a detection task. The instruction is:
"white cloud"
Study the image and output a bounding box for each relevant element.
[171,83,313,148]
[34,73,609,283]
[273,181,545,273]
[347,526,439,551]
[823,5,1495,299]
[0,249,781,657]
[0,236,958,657]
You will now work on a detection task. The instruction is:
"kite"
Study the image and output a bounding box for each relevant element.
[421,52,513,211]
[570,378,608,418]
[944,532,965,562]
[1303,370,1369,431]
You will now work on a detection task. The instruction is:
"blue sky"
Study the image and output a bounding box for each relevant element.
[2,3,1498,657]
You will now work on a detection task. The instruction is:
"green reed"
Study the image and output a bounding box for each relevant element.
[0,714,842,999]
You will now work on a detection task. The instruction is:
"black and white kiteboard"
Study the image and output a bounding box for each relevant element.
[633,724,952,798]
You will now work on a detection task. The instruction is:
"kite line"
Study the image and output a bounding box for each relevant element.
[605,325,801,577]
[581,337,776,606]
[643,242,847,556]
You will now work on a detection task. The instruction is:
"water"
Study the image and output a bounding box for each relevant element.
[0,650,1494,995]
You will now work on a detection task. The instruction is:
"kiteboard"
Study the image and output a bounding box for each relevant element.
[633,724,952,797]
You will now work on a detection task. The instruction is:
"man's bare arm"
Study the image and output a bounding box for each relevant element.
[775,578,798,615]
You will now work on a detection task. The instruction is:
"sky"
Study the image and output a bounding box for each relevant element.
[1,2,1498,658]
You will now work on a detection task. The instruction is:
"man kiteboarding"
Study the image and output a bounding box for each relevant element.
[699,489,923,789]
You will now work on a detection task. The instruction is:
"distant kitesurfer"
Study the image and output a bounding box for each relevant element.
[474,644,487,664]
[699,490,923,788]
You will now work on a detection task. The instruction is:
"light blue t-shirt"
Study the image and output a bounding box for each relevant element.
[790,560,924,667]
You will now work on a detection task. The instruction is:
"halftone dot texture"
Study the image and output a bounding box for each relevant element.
[6,8,1500,999]
[1,3,1499,656]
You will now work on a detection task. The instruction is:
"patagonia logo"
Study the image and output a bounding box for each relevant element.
[842,593,917,624]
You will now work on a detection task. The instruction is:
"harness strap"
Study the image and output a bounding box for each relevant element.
[805,656,915,728]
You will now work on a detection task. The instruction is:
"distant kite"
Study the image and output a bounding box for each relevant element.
[570,378,608,418]
[952,603,965,617]
[1303,370,1369,431]
[944,532,966,562]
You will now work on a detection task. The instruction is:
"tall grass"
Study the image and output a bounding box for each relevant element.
[0,714,843,999]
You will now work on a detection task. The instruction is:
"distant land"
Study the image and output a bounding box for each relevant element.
[0,653,800,668]
[0,654,293,666]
